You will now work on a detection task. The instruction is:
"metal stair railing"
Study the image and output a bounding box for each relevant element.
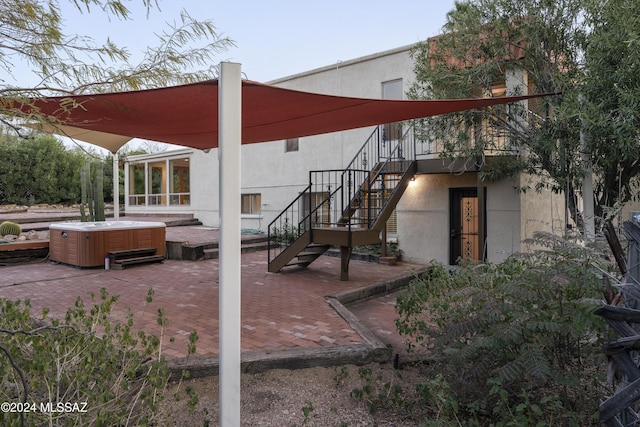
[267,121,417,268]
[343,123,417,229]
[307,123,417,231]
[267,184,312,265]
[307,169,369,229]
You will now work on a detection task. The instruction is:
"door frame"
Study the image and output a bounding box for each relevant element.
[449,187,487,264]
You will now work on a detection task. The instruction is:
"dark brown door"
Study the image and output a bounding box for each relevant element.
[450,188,485,264]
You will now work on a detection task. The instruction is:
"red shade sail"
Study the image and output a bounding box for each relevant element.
[15,79,549,152]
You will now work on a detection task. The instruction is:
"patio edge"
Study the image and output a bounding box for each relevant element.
[167,267,429,379]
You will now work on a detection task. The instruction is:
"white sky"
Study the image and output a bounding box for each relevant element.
[58,0,456,83]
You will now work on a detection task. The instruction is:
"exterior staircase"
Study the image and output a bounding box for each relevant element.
[267,123,417,280]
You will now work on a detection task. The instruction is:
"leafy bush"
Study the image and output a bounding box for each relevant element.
[0,132,88,205]
[270,222,300,244]
[396,232,611,425]
[350,366,406,415]
[0,288,191,426]
[353,242,400,257]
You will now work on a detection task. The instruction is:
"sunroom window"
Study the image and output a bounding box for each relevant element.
[127,156,191,206]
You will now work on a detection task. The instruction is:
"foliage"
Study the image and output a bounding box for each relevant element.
[270,221,300,244]
[353,242,400,257]
[395,232,611,425]
[579,0,640,213]
[0,130,118,206]
[0,131,86,205]
[350,366,406,415]
[80,159,105,221]
[0,0,234,139]
[301,401,314,425]
[0,221,22,237]
[0,288,196,426]
[410,0,640,229]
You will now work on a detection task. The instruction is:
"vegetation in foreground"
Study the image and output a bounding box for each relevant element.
[0,231,619,426]
[0,288,197,427]
[393,232,612,426]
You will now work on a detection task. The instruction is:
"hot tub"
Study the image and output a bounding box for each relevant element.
[49,221,166,267]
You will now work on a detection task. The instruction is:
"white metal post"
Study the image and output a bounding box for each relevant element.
[218,61,242,427]
[113,152,120,220]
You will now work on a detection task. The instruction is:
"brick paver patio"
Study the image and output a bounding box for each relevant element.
[0,247,423,361]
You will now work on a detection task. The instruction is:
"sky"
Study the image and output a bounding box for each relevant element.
[57,0,457,83]
[25,0,458,153]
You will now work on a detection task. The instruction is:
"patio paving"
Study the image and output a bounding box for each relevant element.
[0,208,428,373]
[0,229,425,367]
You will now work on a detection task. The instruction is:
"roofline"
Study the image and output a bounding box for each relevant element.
[125,147,194,162]
[267,42,423,85]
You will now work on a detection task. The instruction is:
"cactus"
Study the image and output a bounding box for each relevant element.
[79,159,105,222]
[0,221,22,237]
[80,160,89,222]
[94,161,105,221]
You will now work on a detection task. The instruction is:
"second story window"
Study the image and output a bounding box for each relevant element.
[285,138,299,152]
[382,79,403,141]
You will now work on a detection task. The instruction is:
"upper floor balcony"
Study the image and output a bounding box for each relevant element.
[412,104,535,174]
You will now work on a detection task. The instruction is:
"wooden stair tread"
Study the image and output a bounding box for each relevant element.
[284,260,313,268]
[109,247,157,260]
[111,255,165,269]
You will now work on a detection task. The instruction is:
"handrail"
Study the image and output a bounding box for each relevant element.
[268,121,418,265]
[267,184,312,264]
[340,122,416,228]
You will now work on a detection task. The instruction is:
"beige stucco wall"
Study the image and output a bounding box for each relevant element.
[189,149,220,226]
[237,45,417,232]
[124,45,419,232]
[123,43,567,266]
[397,171,558,265]
[518,173,566,243]
[486,175,523,261]
[618,201,640,228]
[397,172,524,264]
[396,173,458,265]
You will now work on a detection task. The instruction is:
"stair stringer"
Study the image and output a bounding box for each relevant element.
[370,162,417,231]
[267,230,312,273]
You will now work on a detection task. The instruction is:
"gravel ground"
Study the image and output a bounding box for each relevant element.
[157,363,430,426]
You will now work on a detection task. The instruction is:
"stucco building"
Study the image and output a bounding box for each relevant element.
[123,42,566,269]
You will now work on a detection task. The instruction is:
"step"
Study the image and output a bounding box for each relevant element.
[109,247,157,261]
[241,241,270,254]
[202,241,271,260]
[164,218,203,227]
[283,260,313,269]
[181,242,218,261]
[296,254,322,263]
[241,234,270,244]
[298,246,330,257]
[180,234,269,261]
[111,255,165,270]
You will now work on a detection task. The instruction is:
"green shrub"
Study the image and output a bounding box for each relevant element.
[0,288,194,426]
[0,221,22,236]
[395,232,611,425]
[270,222,299,244]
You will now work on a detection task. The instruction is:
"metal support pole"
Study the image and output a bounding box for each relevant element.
[219,61,242,427]
[113,152,119,220]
